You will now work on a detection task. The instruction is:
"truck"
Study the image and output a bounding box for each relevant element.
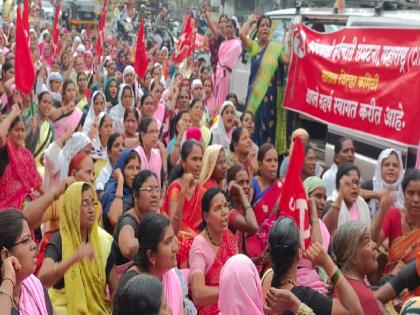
[230,0,420,179]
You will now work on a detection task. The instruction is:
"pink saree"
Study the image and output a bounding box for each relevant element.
[213,38,242,113]
[53,108,83,139]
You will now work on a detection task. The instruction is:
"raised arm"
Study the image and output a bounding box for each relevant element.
[203,8,219,39]
[0,104,20,147]
[239,16,256,51]
[371,191,394,245]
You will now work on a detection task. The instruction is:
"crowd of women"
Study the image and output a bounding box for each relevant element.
[0,8,420,315]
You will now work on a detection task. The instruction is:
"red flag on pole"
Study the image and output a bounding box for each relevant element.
[23,0,30,36]
[172,15,195,64]
[38,0,42,9]
[278,136,311,249]
[15,6,35,95]
[95,0,107,64]
[134,18,147,79]
[52,1,61,58]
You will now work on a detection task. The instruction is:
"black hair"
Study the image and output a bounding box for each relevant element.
[123,107,140,122]
[9,115,23,132]
[0,210,26,274]
[402,169,420,193]
[82,182,91,194]
[257,143,276,163]
[112,274,162,315]
[138,117,156,146]
[170,109,188,139]
[133,213,170,272]
[168,140,202,184]
[125,150,141,171]
[99,113,111,129]
[256,15,272,31]
[269,217,300,288]
[1,61,13,80]
[188,98,203,111]
[226,93,238,105]
[107,132,122,151]
[200,187,226,230]
[230,127,245,153]
[218,14,228,23]
[140,93,153,107]
[150,80,162,93]
[62,80,75,96]
[226,164,246,184]
[133,170,158,198]
[38,91,51,103]
[335,163,360,190]
[202,77,212,88]
[240,110,255,123]
[77,71,87,82]
[121,85,133,98]
[334,137,354,159]
[304,144,314,155]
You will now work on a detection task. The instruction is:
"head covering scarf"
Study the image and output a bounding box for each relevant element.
[210,101,236,152]
[123,65,143,100]
[91,112,109,161]
[115,49,126,73]
[303,176,326,196]
[72,36,81,53]
[109,83,134,134]
[370,148,405,215]
[104,77,119,106]
[60,182,111,314]
[82,91,106,135]
[90,82,103,96]
[100,149,139,224]
[218,254,264,315]
[57,132,91,183]
[200,144,223,184]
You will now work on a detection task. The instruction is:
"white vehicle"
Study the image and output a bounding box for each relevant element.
[230,2,420,178]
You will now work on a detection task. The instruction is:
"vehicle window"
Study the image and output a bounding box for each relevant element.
[271,18,293,43]
[303,19,347,33]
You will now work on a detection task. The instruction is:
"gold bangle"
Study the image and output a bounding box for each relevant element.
[296,303,314,315]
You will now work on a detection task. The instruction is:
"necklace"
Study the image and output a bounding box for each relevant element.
[205,227,221,247]
[279,279,296,287]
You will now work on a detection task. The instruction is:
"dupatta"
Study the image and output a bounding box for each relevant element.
[388,227,420,272]
[59,182,112,314]
[197,230,238,315]
[0,140,42,210]
[20,274,49,315]
[251,178,284,225]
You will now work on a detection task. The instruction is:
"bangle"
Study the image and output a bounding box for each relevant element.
[115,194,123,200]
[330,268,341,285]
[0,288,13,305]
[244,204,252,211]
[296,303,314,315]
[172,214,181,221]
[2,278,15,287]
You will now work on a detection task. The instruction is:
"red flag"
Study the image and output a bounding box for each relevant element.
[95,0,107,64]
[51,1,61,58]
[15,6,35,95]
[23,0,30,36]
[172,15,195,64]
[278,137,311,249]
[38,0,42,9]
[134,18,147,79]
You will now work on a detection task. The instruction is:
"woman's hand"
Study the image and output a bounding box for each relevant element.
[305,241,333,270]
[264,287,301,314]
[113,168,124,184]
[1,256,21,286]
[10,104,21,118]
[57,176,76,195]
[379,191,395,213]
[75,244,95,262]
[180,173,195,194]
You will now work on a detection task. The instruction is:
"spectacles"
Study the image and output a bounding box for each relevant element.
[81,200,97,208]
[13,234,34,247]
[140,187,161,194]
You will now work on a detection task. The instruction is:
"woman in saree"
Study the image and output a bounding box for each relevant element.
[110,84,135,134]
[227,127,257,178]
[213,19,242,113]
[75,72,88,111]
[115,212,196,315]
[0,209,54,314]
[372,169,420,276]
[123,107,140,148]
[136,117,164,187]
[24,91,55,177]
[189,99,212,148]
[38,182,117,315]
[81,91,106,136]
[162,140,206,268]
[104,76,119,108]
[51,80,83,139]
[100,149,141,232]
[190,187,239,315]
[0,105,42,210]
[211,101,237,153]
[239,15,290,152]
[200,144,227,190]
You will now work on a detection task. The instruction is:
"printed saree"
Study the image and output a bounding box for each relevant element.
[161,181,206,268]
[245,39,287,153]
[197,230,238,315]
